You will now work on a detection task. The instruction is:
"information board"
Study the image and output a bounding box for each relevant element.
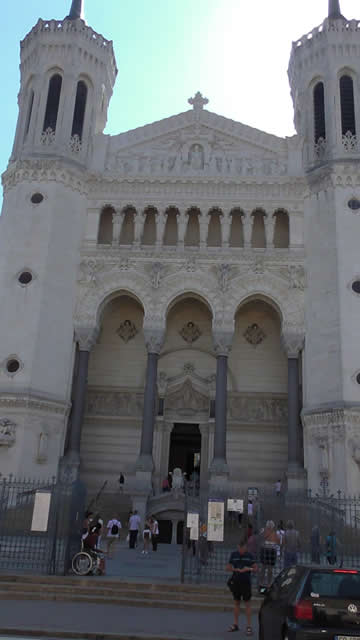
[31,491,51,532]
[187,512,199,540]
[227,498,244,513]
[207,500,224,542]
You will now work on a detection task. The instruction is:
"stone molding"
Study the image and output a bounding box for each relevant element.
[0,393,70,416]
[302,407,360,431]
[2,159,87,195]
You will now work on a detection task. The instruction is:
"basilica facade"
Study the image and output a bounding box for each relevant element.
[0,0,359,507]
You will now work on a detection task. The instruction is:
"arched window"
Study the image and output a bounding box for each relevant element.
[71,80,88,140]
[251,210,266,248]
[229,209,244,248]
[43,74,62,132]
[207,210,222,247]
[24,89,34,140]
[97,206,113,244]
[163,208,178,246]
[273,210,290,248]
[340,75,356,136]
[313,82,326,143]
[142,208,157,245]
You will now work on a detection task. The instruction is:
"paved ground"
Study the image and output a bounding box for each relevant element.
[0,599,259,640]
[103,541,182,580]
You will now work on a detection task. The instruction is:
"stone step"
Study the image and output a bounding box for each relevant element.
[0,581,232,604]
[0,629,190,640]
[0,589,236,612]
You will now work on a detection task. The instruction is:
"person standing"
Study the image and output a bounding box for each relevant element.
[106,515,122,559]
[150,516,159,552]
[118,473,125,492]
[275,479,282,497]
[258,521,280,593]
[311,525,321,564]
[128,510,141,549]
[226,536,257,635]
[326,530,337,565]
[142,520,152,555]
[283,520,300,568]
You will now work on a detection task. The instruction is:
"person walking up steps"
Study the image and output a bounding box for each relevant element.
[142,519,152,555]
[226,536,257,635]
[150,516,159,552]
[106,515,122,559]
[128,510,141,549]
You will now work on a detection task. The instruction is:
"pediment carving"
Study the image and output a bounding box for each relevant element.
[105,111,288,179]
[165,379,209,417]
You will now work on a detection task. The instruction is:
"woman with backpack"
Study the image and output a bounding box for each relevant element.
[106,515,122,559]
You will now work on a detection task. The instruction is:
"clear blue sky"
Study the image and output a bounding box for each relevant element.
[0,0,359,189]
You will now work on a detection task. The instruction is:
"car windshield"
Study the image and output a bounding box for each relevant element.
[305,571,360,599]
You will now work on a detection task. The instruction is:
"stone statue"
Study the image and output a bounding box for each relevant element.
[189,144,204,170]
[0,418,16,446]
[36,431,48,463]
[171,468,184,490]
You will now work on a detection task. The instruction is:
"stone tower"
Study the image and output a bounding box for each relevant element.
[0,1,117,477]
[288,0,360,493]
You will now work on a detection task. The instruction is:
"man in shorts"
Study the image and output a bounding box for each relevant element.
[226,536,257,635]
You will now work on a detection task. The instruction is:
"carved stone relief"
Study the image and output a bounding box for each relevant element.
[243,323,266,347]
[179,322,202,345]
[227,395,287,424]
[149,262,165,289]
[0,418,16,447]
[288,265,306,290]
[165,379,209,416]
[86,390,144,417]
[36,431,49,464]
[116,320,138,343]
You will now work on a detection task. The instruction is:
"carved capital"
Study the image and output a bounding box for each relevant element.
[75,326,99,352]
[281,328,304,357]
[212,330,234,356]
[143,327,165,354]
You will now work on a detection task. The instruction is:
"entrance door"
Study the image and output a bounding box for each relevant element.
[168,423,201,481]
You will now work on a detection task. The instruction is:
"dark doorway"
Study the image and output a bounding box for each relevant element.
[158,520,172,544]
[177,520,184,545]
[168,423,201,481]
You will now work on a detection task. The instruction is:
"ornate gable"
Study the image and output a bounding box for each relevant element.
[104,96,290,180]
[165,379,209,418]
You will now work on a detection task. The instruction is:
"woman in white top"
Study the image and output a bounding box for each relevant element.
[106,516,122,559]
[150,516,159,552]
[142,520,152,555]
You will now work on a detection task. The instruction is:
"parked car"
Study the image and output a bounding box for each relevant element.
[259,565,360,639]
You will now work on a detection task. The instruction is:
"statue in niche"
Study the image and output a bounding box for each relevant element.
[171,468,184,490]
[189,144,204,170]
[179,321,202,345]
[36,431,48,463]
[150,262,164,289]
[116,319,138,343]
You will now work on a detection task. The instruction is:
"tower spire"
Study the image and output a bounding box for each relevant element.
[328,0,345,19]
[66,0,84,20]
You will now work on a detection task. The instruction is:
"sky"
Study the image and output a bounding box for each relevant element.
[0,0,359,187]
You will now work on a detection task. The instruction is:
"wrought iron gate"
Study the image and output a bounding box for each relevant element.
[0,474,86,575]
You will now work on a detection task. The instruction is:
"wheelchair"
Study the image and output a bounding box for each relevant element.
[72,544,105,576]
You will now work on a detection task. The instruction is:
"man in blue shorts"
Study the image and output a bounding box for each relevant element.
[226,536,257,635]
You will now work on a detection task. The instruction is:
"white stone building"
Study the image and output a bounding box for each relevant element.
[0,0,359,509]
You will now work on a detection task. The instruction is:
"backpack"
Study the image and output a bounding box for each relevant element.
[111,523,119,535]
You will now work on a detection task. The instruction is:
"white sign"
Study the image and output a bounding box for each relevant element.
[227,498,244,513]
[207,500,224,542]
[31,491,51,532]
[187,512,199,540]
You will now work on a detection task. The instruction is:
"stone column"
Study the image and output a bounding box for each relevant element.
[112,210,124,246]
[177,210,188,249]
[220,210,232,248]
[199,423,210,492]
[242,212,254,248]
[281,329,307,491]
[171,519,180,545]
[210,330,234,483]
[264,212,276,249]
[199,212,209,248]
[134,210,145,247]
[156,210,167,248]
[136,327,165,475]
[159,422,173,489]
[64,326,99,467]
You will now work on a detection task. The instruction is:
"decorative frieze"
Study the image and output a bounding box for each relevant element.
[0,418,16,447]
[227,394,288,424]
[86,390,144,417]
[0,394,70,416]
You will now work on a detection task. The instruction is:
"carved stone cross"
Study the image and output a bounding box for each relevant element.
[188,91,209,113]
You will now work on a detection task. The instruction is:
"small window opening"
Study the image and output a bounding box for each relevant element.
[18,271,33,286]
[71,80,88,140]
[314,82,326,143]
[348,198,360,211]
[43,74,62,132]
[24,90,34,140]
[340,75,356,136]
[6,359,20,374]
[31,193,44,204]
[352,280,360,294]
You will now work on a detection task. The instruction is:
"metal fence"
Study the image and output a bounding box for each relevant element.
[181,485,360,584]
[0,474,86,575]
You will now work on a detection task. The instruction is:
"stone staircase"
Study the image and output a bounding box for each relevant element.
[0,574,258,612]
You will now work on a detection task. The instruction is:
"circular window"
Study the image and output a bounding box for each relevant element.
[18,271,33,286]
[352,280,360,294]
[31,193,44,205]
[356,373,360,385]
[6,359,20,374]
[348,198,360,211]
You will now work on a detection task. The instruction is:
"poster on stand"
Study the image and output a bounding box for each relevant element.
[227,498,244,513]
[207,499,224,542]
[187,512,199,540]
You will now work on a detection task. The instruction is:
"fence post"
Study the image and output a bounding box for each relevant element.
[180,482,188,583]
